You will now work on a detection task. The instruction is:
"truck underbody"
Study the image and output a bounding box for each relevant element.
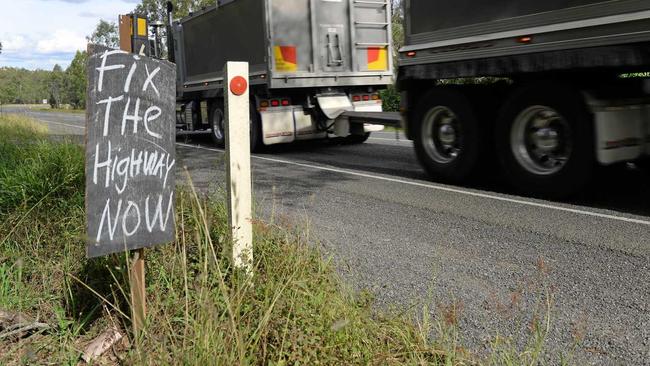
[176,86,387,150]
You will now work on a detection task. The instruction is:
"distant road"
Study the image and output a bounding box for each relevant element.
[8,106,650,365]
[1,105,86,136]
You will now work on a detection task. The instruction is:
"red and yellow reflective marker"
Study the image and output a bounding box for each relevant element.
[274,45,298,72]
[367,47,388,71]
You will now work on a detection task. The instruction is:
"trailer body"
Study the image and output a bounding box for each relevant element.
[171,0,393,148]
[398,0,650,197]
[176,0,393,93]
[401,0,650,78]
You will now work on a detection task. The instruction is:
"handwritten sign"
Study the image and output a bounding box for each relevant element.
[85,46,176,258]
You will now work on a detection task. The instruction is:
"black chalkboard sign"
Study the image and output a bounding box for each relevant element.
[85,45,176,258]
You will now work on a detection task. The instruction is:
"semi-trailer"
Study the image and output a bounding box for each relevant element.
[168,0,395,150]
[398,0,650,197]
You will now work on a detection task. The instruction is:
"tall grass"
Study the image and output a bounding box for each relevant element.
[0,114,83,215]
[0,114,560,365]
[0,114,456,364]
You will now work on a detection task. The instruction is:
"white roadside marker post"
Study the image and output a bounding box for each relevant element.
[224,62,253,274]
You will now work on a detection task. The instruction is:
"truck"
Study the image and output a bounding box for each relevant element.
[167,0,395,150]
[398,0,650,197]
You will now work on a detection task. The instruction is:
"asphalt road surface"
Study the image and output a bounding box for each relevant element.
[6,106,649,365]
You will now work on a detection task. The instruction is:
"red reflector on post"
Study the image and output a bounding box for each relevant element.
[229,76,248,96]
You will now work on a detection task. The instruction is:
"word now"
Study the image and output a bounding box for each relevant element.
[95,193,174,243]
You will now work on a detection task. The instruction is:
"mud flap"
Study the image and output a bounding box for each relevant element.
[260,108,295,145]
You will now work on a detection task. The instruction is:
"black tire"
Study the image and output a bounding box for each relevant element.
[345,133,371,144]
[213,101,264,152]
[495,83,594,198]
[636,158,650,175]
[413,87,483,183]
[190,101,201,131]
[249,105,264,153]
[208,101,225,147]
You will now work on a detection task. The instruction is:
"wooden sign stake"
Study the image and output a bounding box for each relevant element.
[129,248,146,337]
[119,16,148,339]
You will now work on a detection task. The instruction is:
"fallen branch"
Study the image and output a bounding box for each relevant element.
[0,322,51,340]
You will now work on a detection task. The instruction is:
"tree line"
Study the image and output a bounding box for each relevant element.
[0,0,404,109]
[0,51,87,108]
[0,1,217,108]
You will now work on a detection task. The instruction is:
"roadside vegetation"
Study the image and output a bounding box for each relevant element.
[0,115,566,364]
[34,105,86,114]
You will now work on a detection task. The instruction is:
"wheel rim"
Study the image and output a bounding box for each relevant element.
[421,106,462,164]
[511,105,572,176]
[212,108,224,141]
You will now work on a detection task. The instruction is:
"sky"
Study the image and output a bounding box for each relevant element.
[0,0,140,70]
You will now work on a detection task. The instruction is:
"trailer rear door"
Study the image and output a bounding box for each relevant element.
[313,0,352,72]
[269,0,391,75]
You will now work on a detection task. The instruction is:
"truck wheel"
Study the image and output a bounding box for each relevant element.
[209,103,225,147]
[413,88,482,183]
[250,106,264,153]
[345,133,371,144]
[636,158,650,175]
[496,84,594,198]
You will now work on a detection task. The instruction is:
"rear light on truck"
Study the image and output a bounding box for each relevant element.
[406,51,416,57]
[259,98,291,109]
[518,36,533,44]
[352,94,381,103]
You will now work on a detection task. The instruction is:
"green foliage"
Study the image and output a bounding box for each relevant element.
[48,64,65,108]
[0,68,50,105]
[87,20,119,48]
[133,0,215,57]
[0,115,84,215]
[64,51,88,109]
[380,85,401,112]
[135,0,215,23]
[0,55,87,109]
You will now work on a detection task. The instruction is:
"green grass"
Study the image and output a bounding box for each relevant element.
[0,115,566,365]
[0,115,84,215]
